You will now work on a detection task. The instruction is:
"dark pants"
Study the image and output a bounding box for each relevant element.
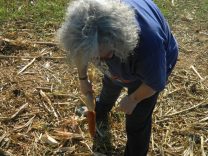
[95,76,159,156]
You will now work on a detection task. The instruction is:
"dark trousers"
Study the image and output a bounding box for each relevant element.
[95,76,159,156]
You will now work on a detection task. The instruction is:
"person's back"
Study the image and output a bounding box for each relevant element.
[124,0,178,70]
[105,0,178,91]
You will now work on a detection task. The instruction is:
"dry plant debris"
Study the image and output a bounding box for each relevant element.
[0,1,207,156]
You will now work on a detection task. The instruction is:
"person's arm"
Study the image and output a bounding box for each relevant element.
[77,65,88,79]
[118,83,156,115]
[129,82,156,103]
[76,64,93,95]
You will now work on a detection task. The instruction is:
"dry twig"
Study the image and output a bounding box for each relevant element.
[9,103,29,120]
[190,65,204,81]
[18,58,36,75]
[80,141,93,154]
[14,115,36,132]
[0,132,8,144]
[17,49,49,74]
[199,116,208,122]
[201,136,206,156]
[39,90,59,120]
[163,100,208,117]
[0,37,58,47]
[0,55,65,60]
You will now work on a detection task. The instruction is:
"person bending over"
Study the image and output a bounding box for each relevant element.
[57,0,178,155]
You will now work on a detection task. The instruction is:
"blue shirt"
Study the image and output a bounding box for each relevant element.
[105,0,178,91]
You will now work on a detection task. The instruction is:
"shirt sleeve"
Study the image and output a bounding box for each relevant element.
[134,47,167,92]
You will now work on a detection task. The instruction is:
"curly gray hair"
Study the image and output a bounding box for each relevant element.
[57,0,140,68]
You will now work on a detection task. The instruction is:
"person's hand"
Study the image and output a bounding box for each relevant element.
[117,95,138,115]
[79,79,93,95]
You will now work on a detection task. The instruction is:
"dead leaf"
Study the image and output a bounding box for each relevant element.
[52,130,83,140]
[41,132,59,146]
[59,116,80,132]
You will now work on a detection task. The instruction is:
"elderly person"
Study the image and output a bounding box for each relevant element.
[58,0,178,155]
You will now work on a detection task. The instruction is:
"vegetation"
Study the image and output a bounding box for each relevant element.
[0,0,207,155]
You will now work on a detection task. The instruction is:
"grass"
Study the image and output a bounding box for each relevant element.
[0,0,207,42]
[196,0,208,20]
[154,0,174,17]
[0,0,180,25]
[1,0,208,24]
[0,0,69,26]
[0,0,178,39]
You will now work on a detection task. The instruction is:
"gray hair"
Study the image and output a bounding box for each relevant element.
[57,0,140,68]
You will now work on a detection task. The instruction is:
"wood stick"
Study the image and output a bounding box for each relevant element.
[80,141,93,154]
[10,103,29,120]
[28,41,58,46]
[0,55,65,60]
[40,102,52,115]
[199,116,208,122]
[164,87,185,97]
[13,115,35,131]
[17,49,63,75]
[201,136,206,156]
[18,58,36,75]
[0,117,9,121]
[190,65,204,80]
[0,132,7,143]
[155,118,170,123]
[164,100,208,117]
[40,90,59,120]
[171,0,175,6]
[36,87,51,91]
[1,37,58,46]
[151,131,155,151]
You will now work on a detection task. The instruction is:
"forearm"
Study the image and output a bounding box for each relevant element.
[129,83,156,103]
[77,65,88,78]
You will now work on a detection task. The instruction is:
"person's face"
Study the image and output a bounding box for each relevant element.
[99,50,114,61]
[99,45,114,61]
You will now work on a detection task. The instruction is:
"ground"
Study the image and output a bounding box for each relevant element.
[0,0,207,156]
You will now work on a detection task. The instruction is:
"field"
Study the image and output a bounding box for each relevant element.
[0,0,207,155]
